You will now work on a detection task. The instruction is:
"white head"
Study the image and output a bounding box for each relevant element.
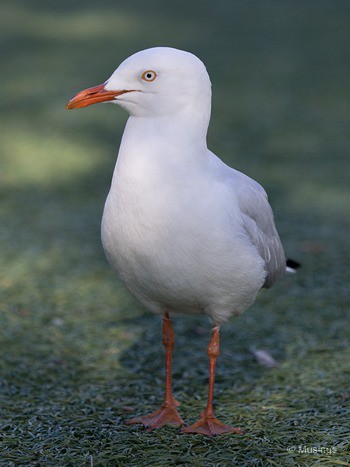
[67,47,212,125]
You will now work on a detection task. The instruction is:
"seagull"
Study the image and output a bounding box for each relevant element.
[66,47,296,436]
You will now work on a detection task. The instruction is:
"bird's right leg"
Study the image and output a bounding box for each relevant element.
[182,325,243,436]
[126,312,184,429]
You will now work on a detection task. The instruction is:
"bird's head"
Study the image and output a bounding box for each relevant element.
[66,47,212,120]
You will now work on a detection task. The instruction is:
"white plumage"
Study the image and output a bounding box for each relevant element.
[67,47,289,436]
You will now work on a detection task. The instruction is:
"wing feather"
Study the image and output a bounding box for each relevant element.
[231,170,286,288]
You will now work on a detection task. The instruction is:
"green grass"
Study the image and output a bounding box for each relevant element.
[1,0,350,465]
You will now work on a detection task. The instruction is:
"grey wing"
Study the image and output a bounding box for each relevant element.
[233,170,286,288]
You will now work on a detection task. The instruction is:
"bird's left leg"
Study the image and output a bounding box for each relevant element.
[182,325,243,436]
[126,312,184,429]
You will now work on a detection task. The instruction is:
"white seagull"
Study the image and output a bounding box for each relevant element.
[67,47,296,436]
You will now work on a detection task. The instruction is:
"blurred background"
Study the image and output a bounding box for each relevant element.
[1,0,349,464]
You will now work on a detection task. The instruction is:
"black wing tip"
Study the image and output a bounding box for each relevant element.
[286,258,301,270]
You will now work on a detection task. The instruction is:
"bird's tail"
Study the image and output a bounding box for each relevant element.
[286,258,301,274]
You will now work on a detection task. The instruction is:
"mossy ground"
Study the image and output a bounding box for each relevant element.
[1,1,349,465]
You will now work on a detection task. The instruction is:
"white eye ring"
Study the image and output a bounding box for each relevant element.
[141,70,157,82]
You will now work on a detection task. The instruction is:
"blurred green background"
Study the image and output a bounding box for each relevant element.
[1,0,349,465]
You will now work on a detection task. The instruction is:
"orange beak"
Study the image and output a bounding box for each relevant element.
[66,83,134,109]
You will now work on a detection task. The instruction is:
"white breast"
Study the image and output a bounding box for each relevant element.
[101,121,266,324]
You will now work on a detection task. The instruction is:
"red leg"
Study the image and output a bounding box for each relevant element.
[182,325,243,436]
[126,312,184,429]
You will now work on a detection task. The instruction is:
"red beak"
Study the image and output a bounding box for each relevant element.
[66,83,133,109]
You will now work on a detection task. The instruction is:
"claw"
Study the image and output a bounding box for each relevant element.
[127,401,184,429]
[182,415,243,436]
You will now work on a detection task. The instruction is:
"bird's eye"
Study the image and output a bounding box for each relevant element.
[141,70,157,82]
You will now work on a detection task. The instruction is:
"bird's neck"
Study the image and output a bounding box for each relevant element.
[117,86,212,164]
[109,114,210,191]
[121,114,208,163]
